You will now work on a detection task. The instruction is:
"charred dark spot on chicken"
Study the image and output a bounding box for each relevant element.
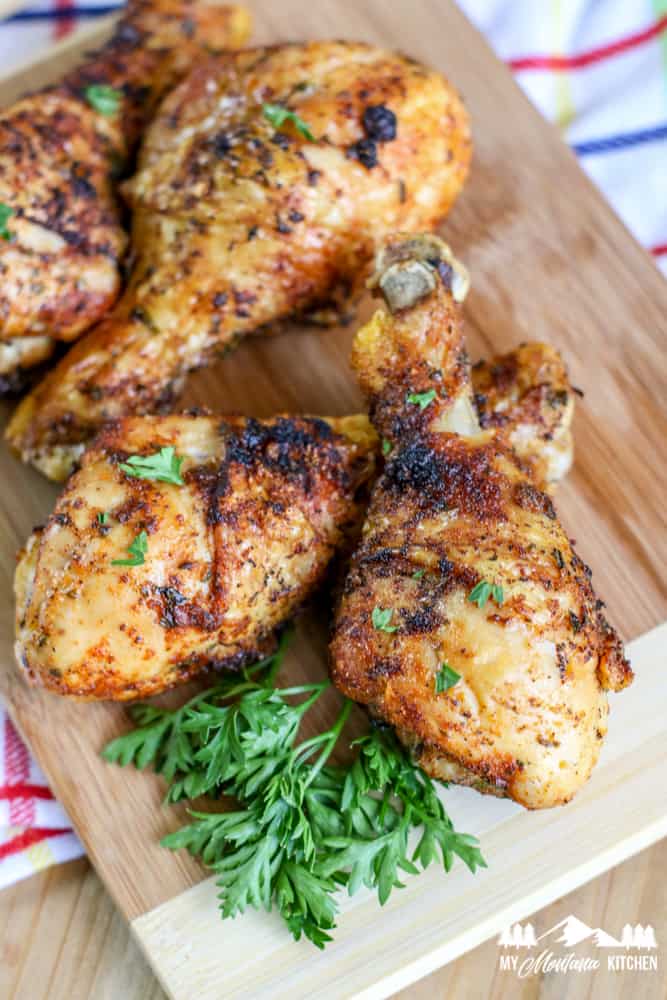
[346,138,378,169]
[362,104,397,142]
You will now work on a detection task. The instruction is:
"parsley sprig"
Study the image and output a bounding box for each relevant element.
[435,663,460,693]
[0,203,13,241]
[111,530,148,567]
[371,606,398,633]
[119,446,184,485]
[84,84,122,117]
[103,632,485,948]
[262,102,315,141]
[468,580,504,608]
[406,389,437,410]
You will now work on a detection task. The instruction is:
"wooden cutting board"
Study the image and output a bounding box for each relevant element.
[1,2,666,997]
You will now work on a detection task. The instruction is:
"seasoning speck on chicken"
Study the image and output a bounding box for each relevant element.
[0,0,251,391]
[331,234,632,810]
[7,41,471,481]
[14,413,377,700]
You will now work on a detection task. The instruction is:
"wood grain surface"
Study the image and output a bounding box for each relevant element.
[3,841,666,1000]
[0,0,666,995]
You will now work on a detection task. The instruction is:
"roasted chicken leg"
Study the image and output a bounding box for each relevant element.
[15,413,376,700]
[13,338,571,703]
[330,235,632,809]
[0,0,251,390]
[7,41,471,480]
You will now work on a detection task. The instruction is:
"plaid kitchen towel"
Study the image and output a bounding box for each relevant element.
[0,715,81,889]
[0,0,665,887]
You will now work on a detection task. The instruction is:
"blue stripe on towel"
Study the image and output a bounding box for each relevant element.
[5,5,121,22]
[572,124,667,156]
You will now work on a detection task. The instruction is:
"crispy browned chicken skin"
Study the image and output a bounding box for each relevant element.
[330,235,632,810]
[472,342,574,489]
[7,41,471,480]
[14,413,376,700]
[12,335,569,704]
[0,0,251,389]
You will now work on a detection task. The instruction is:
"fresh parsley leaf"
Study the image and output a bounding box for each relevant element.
[111,530,148,567]
[468,580,504,608]
[97,512,108,524]
[335,726,486,894]
[371,606,398,633]
[0,203,13,241]
[320,822,414,905]
[262,102,315,141]
[119,446,184,485]
[412,569,425,580]
[84,84,122,116]
[406,388,437,410]
[435,663,460,693]
[468,581,490,607]
[104,635,293,792]
[103,631,485,950]
[275,858,338,948]
[103,704,194,775]
[381,439,392,456]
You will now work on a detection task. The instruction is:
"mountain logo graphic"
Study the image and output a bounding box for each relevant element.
[498,915,657,950]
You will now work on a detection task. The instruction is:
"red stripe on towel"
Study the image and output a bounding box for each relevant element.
[54,0,76,40]
[0,784,55,801]
[0,827,69,861]
[509,15,667,72]
[4,719,34,827]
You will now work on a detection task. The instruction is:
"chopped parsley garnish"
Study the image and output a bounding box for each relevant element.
[435,663,460,693]
[84,84,122,117]
[0,203,13,241]
[412,569,425,580]
[119,446,184,485]
[406,389,437,410]
[468,580,504,609]
[112,530,148,567]
[262,103,315,141]
[102,632,485,949]
[371,606,398,633]
[97,512,109,525]
[381,439,392,456]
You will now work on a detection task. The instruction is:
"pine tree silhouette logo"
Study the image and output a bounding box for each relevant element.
[498,923,537,948]
[498,916,658,950]
[620,924,658,949]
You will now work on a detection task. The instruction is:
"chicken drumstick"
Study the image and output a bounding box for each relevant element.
[330,234,632,810]
[7,41,471,479]
[0,0,251,391]
[13,333,573,702]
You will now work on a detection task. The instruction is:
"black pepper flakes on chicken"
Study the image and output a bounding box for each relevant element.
[0,0,251,390]
[330,234,632,810]
[13,325,576,702]
[7,41,471,481]
[14,413,377,700]
[362,104,397,142]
